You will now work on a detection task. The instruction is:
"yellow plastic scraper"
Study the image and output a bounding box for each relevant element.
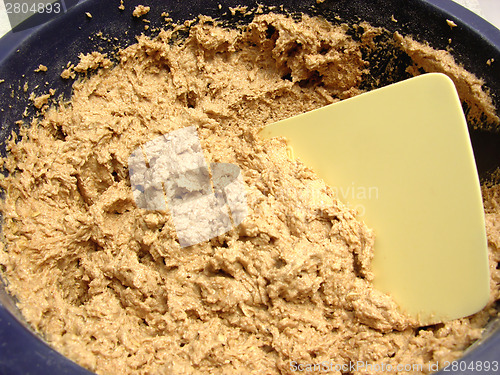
[259,73,490,325]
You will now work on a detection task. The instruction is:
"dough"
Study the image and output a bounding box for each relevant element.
[0,11,499,375]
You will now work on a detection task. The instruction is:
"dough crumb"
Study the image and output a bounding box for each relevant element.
[447,19,457,28]
[161,11,172,23]
[118,0,124,10]
[229,6,247,16]
[0,79,4,84]
[29,92,51,109]
[74,52,112,73]
[487,58,495,66]
[391,15,398,23]
[34,64,48,72]
[60,64,75,80]
[85,12,92,19]
[132,5,150,17]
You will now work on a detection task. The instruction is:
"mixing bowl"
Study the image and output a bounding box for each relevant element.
[0,0,499,373]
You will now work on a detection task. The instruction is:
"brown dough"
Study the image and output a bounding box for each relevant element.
[0,12,499,375]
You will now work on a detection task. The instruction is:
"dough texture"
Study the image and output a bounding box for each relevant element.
[0,12,499,375]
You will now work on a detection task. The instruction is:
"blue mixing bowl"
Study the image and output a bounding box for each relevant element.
[0,0,499,373]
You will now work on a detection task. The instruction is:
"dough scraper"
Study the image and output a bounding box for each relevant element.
[259,73,490,325]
